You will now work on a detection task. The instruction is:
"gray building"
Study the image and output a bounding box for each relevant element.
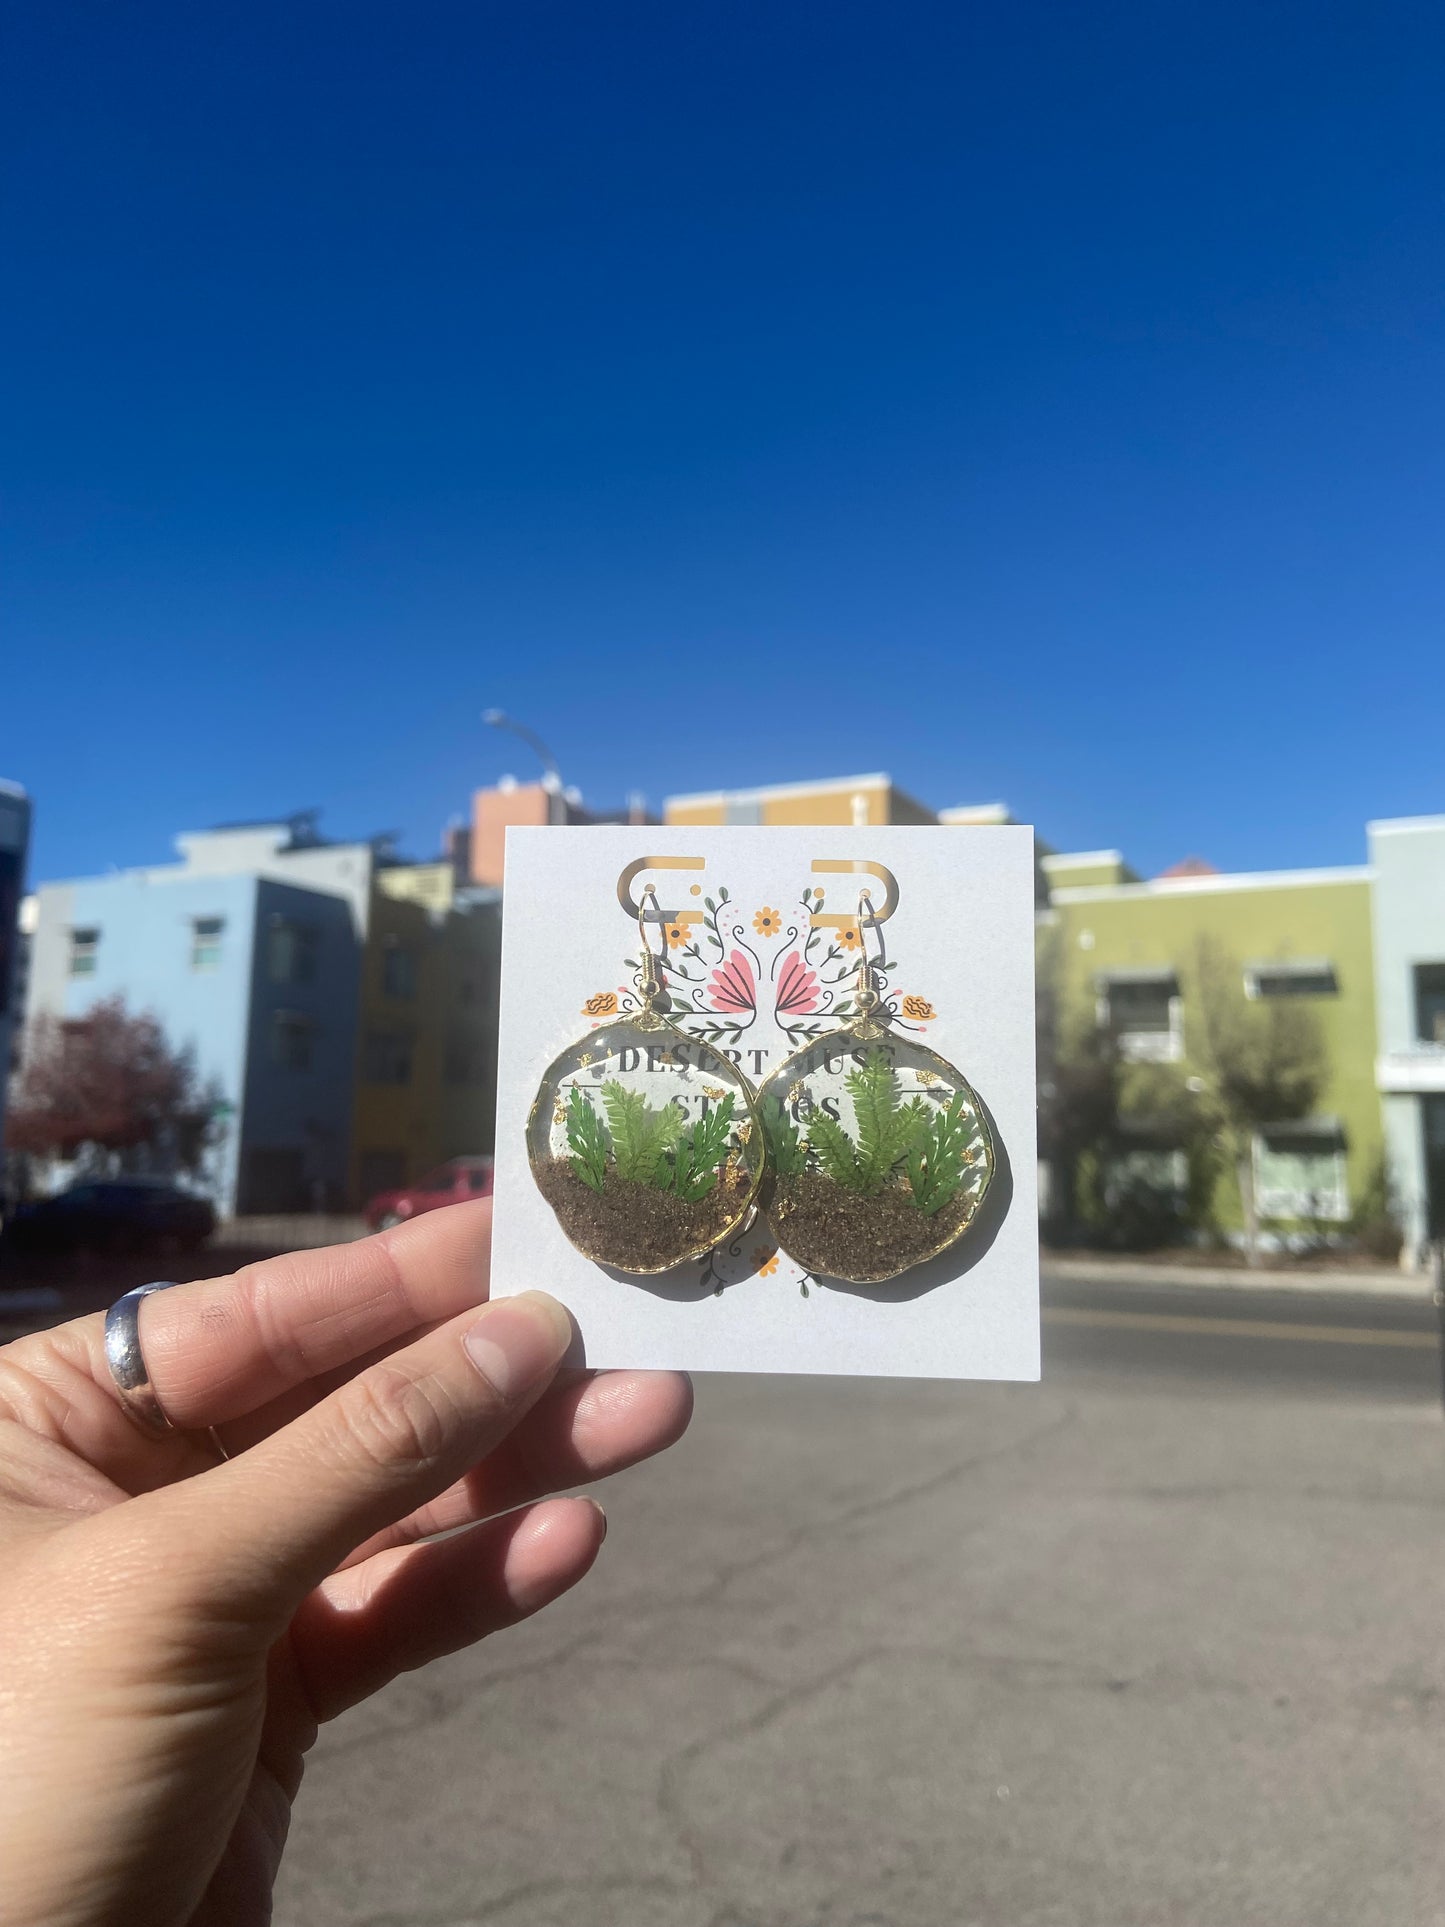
[1369,814,1445,1265]
[25,818,378,1215]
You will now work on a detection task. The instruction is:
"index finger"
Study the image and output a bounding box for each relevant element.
[133,1200,496,1429]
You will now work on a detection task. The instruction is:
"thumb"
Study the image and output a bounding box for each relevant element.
[147,1290,573,1628]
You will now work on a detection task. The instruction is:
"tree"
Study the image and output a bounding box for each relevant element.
[1172,936,1326,1263]
[5,997,216,1175]
[1035,928,1125,1241]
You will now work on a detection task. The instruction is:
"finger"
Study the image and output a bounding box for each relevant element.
[142,1200,497,1426]
[0,1203,496,1483]
[341,1367,693,1565]
[140,1290,574,1628]
[292,1496,607,1720]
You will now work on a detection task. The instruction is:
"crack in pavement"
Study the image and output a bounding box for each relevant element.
[314,1626,605,1761]
[627,1405,1081,1631]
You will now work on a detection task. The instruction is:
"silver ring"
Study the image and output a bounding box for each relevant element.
[104,1282,178,1435]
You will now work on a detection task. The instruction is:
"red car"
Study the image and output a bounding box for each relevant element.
[363,1157,494,1230]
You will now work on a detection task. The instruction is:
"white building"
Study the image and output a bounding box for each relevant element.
[1369,814,1445,1266]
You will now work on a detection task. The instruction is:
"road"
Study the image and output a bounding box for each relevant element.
[1041,1272,1441,1403]
[256,1273,1445,1927]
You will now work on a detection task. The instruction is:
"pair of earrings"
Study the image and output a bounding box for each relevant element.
[527,886,995,1284]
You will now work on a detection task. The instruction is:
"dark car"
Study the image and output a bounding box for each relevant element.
[363,1157,494,1230]
[3,1178,217,1257]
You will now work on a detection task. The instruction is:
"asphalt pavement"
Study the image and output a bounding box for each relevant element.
[1041,1271,1441,1404]
[264,1275,1445,1927]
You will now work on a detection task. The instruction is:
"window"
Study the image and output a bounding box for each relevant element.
[381,944,418,1000]
[444,1034,485,1086]
[1098,971,1182,1062]
[271,1010,315,1071]
[1253,1122,1349,1222]
[363,1030,412,1086]
[1414,964,1445,1045]
[1245,959,1338,1000]
[69,927,100,976]
[268,918,318,985]
[191,916,225,971]
[1107,1147,1188,1200]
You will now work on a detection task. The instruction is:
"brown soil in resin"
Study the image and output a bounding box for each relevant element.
[767,1171,983,1283]
[536,1159,755,1272]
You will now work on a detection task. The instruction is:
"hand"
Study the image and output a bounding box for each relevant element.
[0,1201,691,1927]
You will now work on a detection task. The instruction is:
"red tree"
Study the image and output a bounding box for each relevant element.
[5,997,212,1168]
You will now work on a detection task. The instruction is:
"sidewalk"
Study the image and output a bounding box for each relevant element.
[1042,1252,1432,1300]
[219,1214,368,1250]
[221,1218,1432,1301]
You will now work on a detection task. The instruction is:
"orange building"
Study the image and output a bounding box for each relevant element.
[469,779,652,886]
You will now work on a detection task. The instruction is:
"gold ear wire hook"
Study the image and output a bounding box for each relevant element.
[637,884,663,1011]
[854,890,885,1031]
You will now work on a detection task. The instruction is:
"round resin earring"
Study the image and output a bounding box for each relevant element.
[528,887,765,1274]
[756,891,995,1283]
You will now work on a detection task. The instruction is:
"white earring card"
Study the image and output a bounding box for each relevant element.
[488,825,1040,1382]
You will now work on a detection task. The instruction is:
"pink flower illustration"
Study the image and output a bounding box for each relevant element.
[708,948,757,1016]
[774,949,820,1017]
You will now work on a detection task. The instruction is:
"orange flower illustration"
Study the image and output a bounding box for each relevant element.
[752,1245,780,1277]
[664,921,689,949]
[837,925,861,951]
[582,991,619,1018]
[902,995,937,1022]
[752,906,783,938]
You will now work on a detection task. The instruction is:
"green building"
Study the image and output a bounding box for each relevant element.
[655,770,1428,1251]
[1042,849,1381,1242]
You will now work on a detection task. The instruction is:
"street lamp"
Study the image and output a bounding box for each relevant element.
[483,709,565,826]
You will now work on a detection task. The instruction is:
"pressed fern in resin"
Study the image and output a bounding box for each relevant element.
[760,1039,994,1283]
[805,1050,932,1195]
[600,1082,684,1185]
[540,1075,754,1272]
[565,1086,610,1193]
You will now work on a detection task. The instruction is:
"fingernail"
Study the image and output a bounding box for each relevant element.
[463,1292,571,1399]
[582,1496,608,1542]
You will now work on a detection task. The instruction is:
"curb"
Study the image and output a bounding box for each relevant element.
[1041,1256,1431,1301]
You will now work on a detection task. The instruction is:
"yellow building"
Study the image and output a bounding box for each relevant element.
[665,772,938,828]
[349,863,501,1205]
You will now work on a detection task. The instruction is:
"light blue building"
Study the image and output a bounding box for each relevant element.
[26,820,377,1214]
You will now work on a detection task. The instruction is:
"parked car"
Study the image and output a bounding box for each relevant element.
[363,1157,494,1230]
[3,1178,217,1257]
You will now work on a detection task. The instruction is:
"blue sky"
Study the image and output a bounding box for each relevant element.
[4,1,1443,884]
